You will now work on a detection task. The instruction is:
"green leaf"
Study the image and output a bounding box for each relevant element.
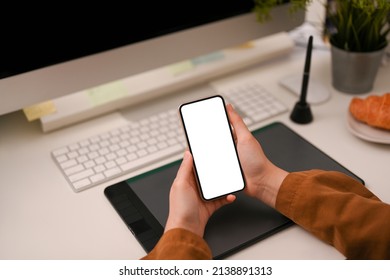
[253,0,390,52]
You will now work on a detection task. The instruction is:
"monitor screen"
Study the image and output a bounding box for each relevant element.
[1,2,256,79]
[0,1,303,115]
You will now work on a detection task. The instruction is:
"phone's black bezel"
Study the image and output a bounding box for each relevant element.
[179,95,246,201]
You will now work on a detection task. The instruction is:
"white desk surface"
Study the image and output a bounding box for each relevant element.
[1,46,389,260]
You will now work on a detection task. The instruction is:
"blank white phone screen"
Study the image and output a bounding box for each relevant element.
[180,96,245,200]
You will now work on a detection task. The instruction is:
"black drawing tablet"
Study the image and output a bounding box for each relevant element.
[104,122,363,259]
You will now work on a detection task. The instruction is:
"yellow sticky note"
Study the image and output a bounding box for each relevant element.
[231,41,255,49]
[23,101,57,122]
[169,60,194,76]
[87,81,128,106]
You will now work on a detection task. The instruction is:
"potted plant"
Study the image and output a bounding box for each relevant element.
[254,0,390,94]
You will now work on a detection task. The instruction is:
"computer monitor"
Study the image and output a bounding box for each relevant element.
[0,1,304,116]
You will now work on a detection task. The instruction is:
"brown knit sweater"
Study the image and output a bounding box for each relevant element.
[142,170,390,260]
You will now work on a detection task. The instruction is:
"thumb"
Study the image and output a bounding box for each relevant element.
[226,104,251,140]
[175,150,194,181]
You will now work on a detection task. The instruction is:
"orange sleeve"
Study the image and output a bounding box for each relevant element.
[276,170,390,259]
[141,228,212,260]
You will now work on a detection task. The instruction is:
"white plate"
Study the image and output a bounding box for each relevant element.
[347,113,390,144]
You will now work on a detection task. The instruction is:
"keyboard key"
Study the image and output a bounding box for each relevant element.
[73,178,91,190]
[53,147,69,156]
[69,169,94,183]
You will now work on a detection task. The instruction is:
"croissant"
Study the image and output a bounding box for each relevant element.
[349,93,390,130]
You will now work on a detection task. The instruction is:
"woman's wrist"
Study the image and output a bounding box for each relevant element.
[251,162,289,208]
[165,216,205,237]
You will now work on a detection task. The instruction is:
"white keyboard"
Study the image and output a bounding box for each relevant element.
[52,83,287,192]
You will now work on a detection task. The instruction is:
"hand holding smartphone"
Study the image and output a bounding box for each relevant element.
[179,95,245,200]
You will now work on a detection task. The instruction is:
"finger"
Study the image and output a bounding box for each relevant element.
[216,193,236,205]
[229,117,238,143]
[175,150,193,181]
[226,104,251,139]
[226,194,236,203]
[226,104,238,142]
[212,194,236,211]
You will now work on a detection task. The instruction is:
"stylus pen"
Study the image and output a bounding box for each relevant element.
[300,36,313,104]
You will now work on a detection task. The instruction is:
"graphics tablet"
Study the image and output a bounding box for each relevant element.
[104,122,363,259]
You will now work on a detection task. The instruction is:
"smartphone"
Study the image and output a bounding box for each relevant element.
[179,95,245,200]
